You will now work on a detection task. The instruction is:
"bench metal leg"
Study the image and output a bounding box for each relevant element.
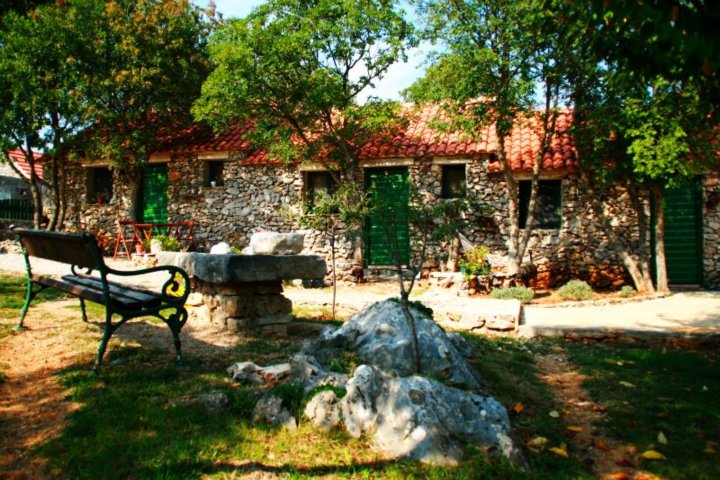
[16,282,49,330]
[79,298,88,323]
[94,311,116,372]
[165,308,188,364]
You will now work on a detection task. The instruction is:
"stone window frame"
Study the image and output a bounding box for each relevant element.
[86,166,114,204]
[518,178,563,229]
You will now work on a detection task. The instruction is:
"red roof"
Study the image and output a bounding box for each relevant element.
[150,105,577,172]
[489,110,576,172]
[5,149,44,180]
[154,120,254,153]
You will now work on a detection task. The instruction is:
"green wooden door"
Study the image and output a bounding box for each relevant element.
[662,180,703,284]
[141,164,168,224]
[365,167,410,266]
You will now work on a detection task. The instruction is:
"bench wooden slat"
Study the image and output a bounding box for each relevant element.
[62,274,162,308]
[32,274,162,311]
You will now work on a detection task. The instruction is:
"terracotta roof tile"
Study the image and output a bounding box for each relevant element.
[5,149,44,180]
[150,105,576,172]
[154,120,254,153]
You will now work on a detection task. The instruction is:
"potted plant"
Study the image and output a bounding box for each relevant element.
[459,245,492,277]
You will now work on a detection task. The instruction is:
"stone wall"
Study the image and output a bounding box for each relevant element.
[703,173,720,288]
[59,152,720,290]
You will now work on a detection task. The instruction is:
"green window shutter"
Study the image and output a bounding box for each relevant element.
[365,167,410,266]
[662,180,703,284]
[141,164,168,224]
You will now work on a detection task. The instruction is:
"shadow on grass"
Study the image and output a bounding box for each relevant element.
[566,341,720,480]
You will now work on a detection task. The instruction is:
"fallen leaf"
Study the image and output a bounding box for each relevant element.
[607,473,630,480]
[592,405,607,413]
[642,450,666,460]
[704,441,718,454]
[527,436,549,451]
[562,408,572,415]
[593,438,611,451]
[567,425,584,433]
[512,402,525,414]
[549,410,560,418]
[616,458,636,468]
[657,432,667,445]
[635,474,663,480]
[619,381,636,388]
[549,443,569,458]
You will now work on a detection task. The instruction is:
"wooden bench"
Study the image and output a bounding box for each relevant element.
[14,228,191,371]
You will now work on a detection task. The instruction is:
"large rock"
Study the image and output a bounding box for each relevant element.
[304,390,341,432]
[340,365,519,466]
[304,300,485,391]
[250,232,305,255]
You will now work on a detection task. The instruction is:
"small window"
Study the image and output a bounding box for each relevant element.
[305,171,338,207]
[87,167,113,204]
[441,164,466,199]
[519,180,562,228]
[207,161,224,187]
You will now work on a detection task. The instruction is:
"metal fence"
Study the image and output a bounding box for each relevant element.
[0,199,33,220]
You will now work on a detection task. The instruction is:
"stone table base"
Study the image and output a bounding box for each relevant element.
[158,252,327,337]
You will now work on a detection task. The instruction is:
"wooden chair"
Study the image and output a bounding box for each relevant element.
[173,220,196,251]
[113,220,137,260]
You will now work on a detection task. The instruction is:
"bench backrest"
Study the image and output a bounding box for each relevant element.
[14,228,101,271]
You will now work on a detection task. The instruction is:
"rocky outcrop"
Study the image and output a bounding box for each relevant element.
[339,365,519,466]
[304,300,485,391]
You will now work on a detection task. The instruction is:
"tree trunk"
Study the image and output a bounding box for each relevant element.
[330,233,337,320]
[652,186,669,293]
[399,291,420,375]
[581,175,655,293]
[446,236,461,271]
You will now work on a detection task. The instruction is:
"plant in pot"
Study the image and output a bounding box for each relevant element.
[459,245,491,278]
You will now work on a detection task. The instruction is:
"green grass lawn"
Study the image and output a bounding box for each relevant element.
[567,342,720,480]
[1,273,718,479]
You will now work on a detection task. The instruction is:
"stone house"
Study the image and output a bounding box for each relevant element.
[1,149,44,201]
[60,106,720,289]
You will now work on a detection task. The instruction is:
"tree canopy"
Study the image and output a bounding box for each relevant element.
[193,0,416,182]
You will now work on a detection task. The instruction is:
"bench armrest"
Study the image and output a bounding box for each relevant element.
[104,265,191,306]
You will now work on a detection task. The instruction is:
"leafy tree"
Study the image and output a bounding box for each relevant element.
[193,0,416,184]
[368,179,454,374]
[407,0,576,277]
[1,0,211,228]
[0,3,87,229]
[297,182,368,319]
[71,0,210,220]
[564,1,719,292]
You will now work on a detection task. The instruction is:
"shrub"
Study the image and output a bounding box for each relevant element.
[143,234,181,252]
[557,279,593,301]
[460,245,491,276]
[619,285,636,297]
[490,286,534,304]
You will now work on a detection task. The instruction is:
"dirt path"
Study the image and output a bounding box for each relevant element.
[534,346,662,480]
[0,298,252,480]
[0,301,87,479]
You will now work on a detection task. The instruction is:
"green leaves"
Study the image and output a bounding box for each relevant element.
[194,0,416,179]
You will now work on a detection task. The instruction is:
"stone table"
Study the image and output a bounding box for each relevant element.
[157,252,326,336]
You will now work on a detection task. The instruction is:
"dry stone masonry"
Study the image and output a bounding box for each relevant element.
[59,150,720,289]
[158,251,326,336]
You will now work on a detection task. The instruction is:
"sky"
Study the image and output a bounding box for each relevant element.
[196,0,430,103]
